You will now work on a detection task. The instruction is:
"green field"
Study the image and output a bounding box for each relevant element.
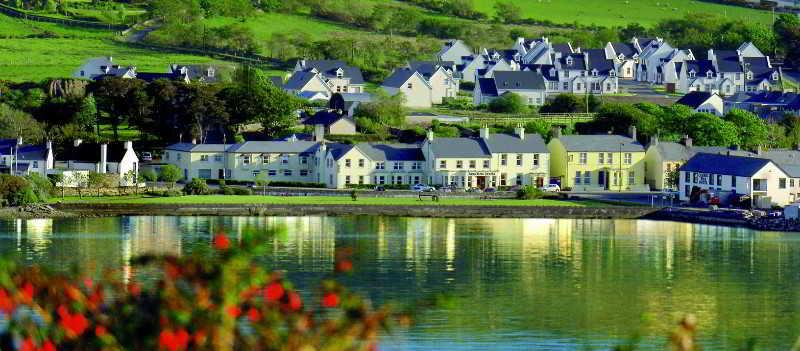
[471,0,773,26]
[205,12,357,38]
[51,194,622,207]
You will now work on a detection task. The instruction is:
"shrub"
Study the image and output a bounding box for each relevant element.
[145,190,183,197]
[268,181,327,188]
[516,185,544,200]
[0,174,37,206]
[26,173,52,202]
[183,178,210,195]
[159,164,182,188]
[488,92,527,114]
[232,187,253,195]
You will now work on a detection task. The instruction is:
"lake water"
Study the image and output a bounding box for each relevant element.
[1,216,799,350]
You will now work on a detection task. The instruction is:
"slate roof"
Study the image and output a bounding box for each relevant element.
[296,60,365,84]
[585,49,615,74]
[653,142,756,161]
[408,61,442,78]
[551,43,573,56]
[166,143,233,152]
[428,137,491,158]
[725,92,800,108]
[743,57,775,82]
[483,134,547,153]
[761,149,800,165]
[492,71,546,90]
[685,60,716,75]
[302,110,352,127]
[560,53,586,71]
[228,141,320,154]
[284,71,320,90]
[339,93,373,102]
[327,143,353,160]
[59,143,127,163]
[382,69,418,88]
[557,135,644,152]
[135,72,187,83]
[679,153,774,177]
[477,78,498,96]
[353,143,424,161]
[713,50,742,72]
[676,91,714,109]
[429,133,547,158]
[521,64,557,80]
[169,64,219,83]
[610,42,637,58]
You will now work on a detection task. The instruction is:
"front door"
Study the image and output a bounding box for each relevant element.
[476,176,486,189]
[218,169,224,179]
[536,177,544,187]
[598,171,607,190]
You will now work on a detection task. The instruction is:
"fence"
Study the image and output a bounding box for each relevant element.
[0,3,128,31]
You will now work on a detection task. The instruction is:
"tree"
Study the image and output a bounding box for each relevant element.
[48,174,65,198]
[353,90,406,127]
[493,0,521,24]
[74,94,97,132]
[686,113,740,147]
[488,92,526,114]
[220,66,300,138]
[91,77,150,141]
[0,104,44,143]
[724,109,769,150]
[540,94,584,113]
[87,172,105,197]
[774,14,800,67]
[151,0,203,24]
[159,165,182,189]
[183,178,210,195]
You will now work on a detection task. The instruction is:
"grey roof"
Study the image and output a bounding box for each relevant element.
[676,91,714,109]
[284,71,319,90]
[560,53,586,71]
[297,60,365,84]
[492,71,546,91]
[408,61,444,78]
[228,141,320,154]
[685,60,716,75]
[428,137,491,158]
[521,64,558,80]
[17,145,48,161]
[552,43,573,55]
[653,141,755,161]
[166,143,233,152]
[169,64,219,83]
[339,92,373,102]
[743,57,775,82]
[610,42,637,58]
[713,50,741,72]
[302,111,352,126]
[761,149,800,165]
[328,143,354,160]
[382,68,417,88]
[585,49,615,74]
[135,71,187,83]
[353,143,424,161]
[477,78,498,96]
[679,153,774,177]
[483,134,548,153]
[557,135,644,152]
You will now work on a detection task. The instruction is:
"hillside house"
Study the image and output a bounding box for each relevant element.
[74,57,136,80]
[474,71,546,106]
[291,60,366,95]
[381,68,433,108]
[407,61,460,104]
[676,91,724,116]
[437,40,473,66]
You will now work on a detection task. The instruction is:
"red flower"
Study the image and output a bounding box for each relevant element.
[226,305,241,318]
[83,278,93,290]
[213,233,230,250]
[247,307,261,322]
[322,293,340,308]
[0,289,14,313]
[21,338,35,351]
[264,282,284,303]
[336,259,354,273]
[159,329,190,351]
[287,291,302,311]
[41,341,56,351]
[58,305,89,337]
[21,282,34,303]
[128,282,141,296]
[96,325,107,337]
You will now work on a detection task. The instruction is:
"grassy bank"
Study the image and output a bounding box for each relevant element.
[50,194,625,207]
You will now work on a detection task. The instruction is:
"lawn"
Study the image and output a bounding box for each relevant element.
[50,194,625,207]
[470,0,773,26]
[204,12,357,38]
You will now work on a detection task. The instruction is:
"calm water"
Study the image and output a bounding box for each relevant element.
[1,216,799,350]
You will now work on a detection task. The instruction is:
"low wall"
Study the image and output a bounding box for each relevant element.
[53,203,660,219]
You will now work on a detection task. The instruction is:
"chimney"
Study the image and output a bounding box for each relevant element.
[108,56,113,62]
[426,129,434,141]
[756,145,763,155]
[46,141,52,150]
[681,135,693,148]
[191,138,197,145]
[314,124,325,142]
[16,137,22,146]
[74,139,83,147]
[45,140,54,170]
[628,125,637,141]
[100,144,108,174]
[124,141,133,150]
[479,125,490,139]
[551,126,562,138]
[514,124,525,140]
[651,134,659,146]
[320,141,327,152]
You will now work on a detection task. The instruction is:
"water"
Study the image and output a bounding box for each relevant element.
[0,216,799,350]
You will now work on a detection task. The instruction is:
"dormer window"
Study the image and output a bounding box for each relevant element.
[336,68,344,78]
[407,83,413,89]
[688,71,696,79]
[207,68,215,77]
[609,70,616,77]
[772,72,779,81]
[566,57,573,66]
[706,71,713,78]
[591,69,598,77]
[746,71,753,80]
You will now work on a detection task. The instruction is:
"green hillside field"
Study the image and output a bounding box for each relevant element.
[471,0,773,26]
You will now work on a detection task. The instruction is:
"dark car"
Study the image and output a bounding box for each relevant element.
[484,187,497,193]
[374,186,386,192]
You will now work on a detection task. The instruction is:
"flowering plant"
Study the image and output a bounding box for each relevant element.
[0,228,405,350]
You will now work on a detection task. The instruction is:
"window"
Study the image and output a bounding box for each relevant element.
[268,170,277,176]
[407,83,413,89]
[283,170,292,176]
[501,154,508,166]
[516,154,523,166]
[613,171,620,186]
[32,161,38,168]
[395,176,403,185]
[200,155,209,162]
[301,156,308,165]
[579,153,587,165]
[576,83,582,90]
[358,175,364,184]
[345,159,351,168]
[731,175,736,187]
[412,162,421,170]
[562,82,569,90]
[686,172,692,183]
[717,175,723,186]
[214,155,223,162]
[628,171,635,185]
[607,153,613,164]
[574,171,582,185]
[533,154,540,167]
[500,173,507,186]
[176,153,181,161]
[689,71,696,78]
[483,160,490,169]
[345,176,351,185]
[394,162,404,170]
[358,159,365,168]
[583,171,591,184]
[252,170,260,178]
[440,160,447,169]
[456,160,463,169]
[377,176,385,185]
[376,162,385,170]
[198,169,212,179]
[242,155,251,165]
[300,170,308,176]
[599,153,604,164]
[792,179,796,188]
[281,155,289,164]
[624,153,632,165]
[780,178,787,189]
[469,160,476,169]
[516,175,523,185]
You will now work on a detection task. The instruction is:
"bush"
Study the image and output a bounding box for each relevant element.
[268,181,327,188]
[232,187,253,195]
[183,178,210,195]
[0,174,38,206]
[488,92,527,113]
[145,190,183,197]
[26,173,52,202]
[516,185,544,200]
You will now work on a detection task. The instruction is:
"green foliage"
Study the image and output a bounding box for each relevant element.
[140,169,158,183]
[655,14,776,57]
[73,94,97,132]
[141,79,229,143]
[724,109,769,149]
[774,14,800,71]
[26,173,52,202]
[488,92,526,113]
[686,113,740,147]
[516,185,543,200]
[354,90,406,127]
[540,93,586,113]
[0,104,44,143]
[523,119,553,139]
[183,178,211,195]
[219,66,299,138]
[0,174,38,206]
[159,165,183,187]
[493,0,521,24]
[91,77,150,141]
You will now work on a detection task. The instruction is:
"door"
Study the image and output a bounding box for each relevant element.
[218,169,224,179]
[536,177,544,187]
[598,171,607,190]
[476,176,486,189]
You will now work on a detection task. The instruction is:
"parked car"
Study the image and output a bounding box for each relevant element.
[411,184,436,192]
[539,184,561,192]
[140,152,153,162]
[374,186,386,192]
[466,187,483,193]
[484,187,497,193]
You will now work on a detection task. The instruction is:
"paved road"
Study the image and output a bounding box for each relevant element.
[615,80,680,105]
[569,191,679,207]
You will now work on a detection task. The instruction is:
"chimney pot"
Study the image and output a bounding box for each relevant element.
[480,125,490,140]
[515,124,525,140]
[99,144,108,174]
[426,129,435,141]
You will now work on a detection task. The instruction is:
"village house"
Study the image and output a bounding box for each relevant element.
[759,148,800,203]
[675,91,725,116]
[301,110,357,136]
[724,91,800,119]
[604,41,638,79]
[285,60,366,100]
[422,126,550,189]
[676,43,779,95]
[56,140,140,185]
[0,139,53,177]
[74,57,136,80]
[407,61,460,104]
[318,143,427,189]
[168,64,220,83]
[381,68,433,108]
[679,153,793,208]
[474,71,547,106]
[548,127,647,192]
[163,143,233,181]
[437,39,473,66]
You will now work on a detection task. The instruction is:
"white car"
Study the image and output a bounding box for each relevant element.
[539,184,561,192]
[140,152,153,162]
[411,184,436,192]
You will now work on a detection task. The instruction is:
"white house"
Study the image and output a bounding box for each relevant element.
[56,141,140,185]
[0,139,54,177]
[291,60,366,94]
[675,91,724,116]
[604,42,639,79]
[407,61,459,104]
[679,153,793,208]
[73,57,136,80]
[437,40,473,66]
[474,71,546,106]
[381,68,433,108]
[677,43,779,96]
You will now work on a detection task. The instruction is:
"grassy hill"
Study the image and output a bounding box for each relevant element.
[471,0,773,27]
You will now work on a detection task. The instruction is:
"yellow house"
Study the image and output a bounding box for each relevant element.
[548,127,647,191]
[163,143,231,181]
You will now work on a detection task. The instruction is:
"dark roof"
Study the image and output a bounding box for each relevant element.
[676,91,714,109]
[559,53,586,71]
[551,43,572,55]
[296,60,365,84]
[483,134,548,153]
[302,110,352,127]
[477,78,498,96]
[228,141,320,154]
[382,69,417,88]
[428,133,548,158]
[166,143,233,152]
[284,71,319,90]
[685,60,716,75]
[428,137,491,158]
[521,64,558,80]
[610,42,637,58]
[713,50,742,72]
[585,49,615,74]
[169,64,219,83]
[492,71,546,91]
[353,143,424,161]
[635,38,657,49]
[59,143,127,163]
[17,145,48,161]
[679,153,775,177]
[135,71,187,83]
[557,135,644,152]
[269,76,283,88]
[743,57,775,82]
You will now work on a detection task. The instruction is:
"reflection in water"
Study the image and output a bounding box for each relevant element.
[0,216,799,350]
